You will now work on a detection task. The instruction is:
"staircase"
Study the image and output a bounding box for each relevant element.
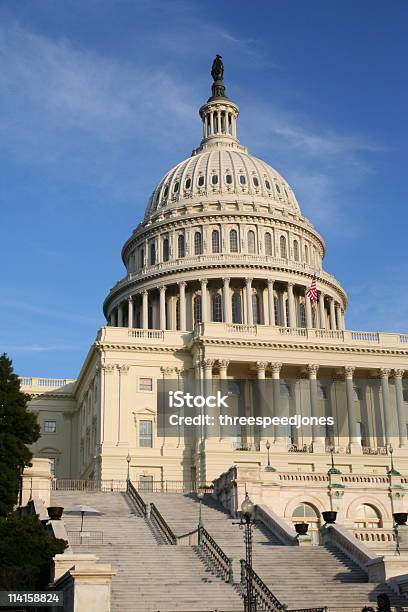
[141,491,408,611]
[51,490,242,612]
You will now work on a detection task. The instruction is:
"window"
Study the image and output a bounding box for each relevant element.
[225,174,233,185]
[162,237,169,262]
[354,504,381,529]
[252,293,260,325]
[139,378,153,392]
[194,296,202,326]
[232,291,242,324]
[265,232,273,256]
[211,174,218,185]
[212,293,223,322]
[163,185,169,198]
[293,240,299,261]
[139,474,153,491]
[194,231,203,255]
[353,387,362,401]
[318,385,327,400]
[173,181,179,193]
[265,179,271,190]
[150,242,156,265]
[230,229,238,253]
[292,503,318,520]
[139,248,145,268]
[239,175,246,185]
[253,176,259,187]
[280,235,287,259]
[298,303,306,328]
[178,234,185,258]
[198,175,204,187]
[280,384,291,397]
[212,230,220,253]
[274,297,279,326]
[139,420,153,448]
[403,389,408,402]
[176,299,180,330]
[185,178,191,189]
[44,420,56,433]
[304,244,309,264]
[247,230,256,254]
[275,184,281,194]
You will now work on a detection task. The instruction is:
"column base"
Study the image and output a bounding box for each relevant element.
[349,442,363,455]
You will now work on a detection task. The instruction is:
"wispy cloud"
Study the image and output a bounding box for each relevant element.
[0,299,101,326]
[5,344,79,353]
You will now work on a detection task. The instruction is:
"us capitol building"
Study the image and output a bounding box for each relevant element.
[23,57,408,537]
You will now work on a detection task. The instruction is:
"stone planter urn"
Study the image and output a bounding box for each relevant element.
[393,512,408,526]
[294,523,309,535]
[322,510,337,524]
[47,506,64,520]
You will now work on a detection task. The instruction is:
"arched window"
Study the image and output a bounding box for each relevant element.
[275,184,281,194]
[150,242,156,265]
[231,291,242,324]
[293,240,299,261]
[253,176,259,187]
[239,175,246,185]
[185,178,191,189]
[178,234,185,258]
[212,230,220,253]
[225,174,233,185]
[194,231,203,255]
[252,294,260,325]
[193,296,202,326]
[162,237,169,262]
[139,248,145,268]
[211,174,218,185]
[173,181,179,193]
[248,230,256,254]
[265,232,273,256]
[212,293,223,322]
[265,179,271,190]
[292,503,320,542]
[298,302,306,328]
[175,299,180,330]
[304,244,309,264]
[198,175,204,187]
[280,235,287,259]
[230,229,238,253]
[354,505,381,529]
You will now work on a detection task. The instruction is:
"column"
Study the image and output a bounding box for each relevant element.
[319,292,326,329]
[335,304,342,331]
[345,366,360,449]
[287,283,296,327]
[380,368,392,445]
[117,303,124,327]
[159,286,166,330]
[279,291,287,327]
[305,294,312,329]
[223,277,231,323]
[267,280,275,326]
[219,359,229,441]
[394,370,407,447]
[127,297,133,329]
[270,362,283,444]
[109,311,116,327]
[201,279,208,323]
[210,112,214,135]
[202,359,215,440]
[341,309,346,331]
[179,281,186,330]
[142,290,148,330]
[217,110,221,133]
[245,278,253,325]
[308,364,325,449]
[329,298,336,330]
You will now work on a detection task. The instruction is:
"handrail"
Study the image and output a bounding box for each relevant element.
[126,480,147,515]
[200,526,234,583]
[150,502,177,545]
[241,559,286,611]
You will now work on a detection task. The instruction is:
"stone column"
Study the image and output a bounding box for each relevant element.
[287,283,296,327]
[210,112,214,134]
[380,368,392,445]
[110,310,116,327]
[279,291,287,327]
[219,359,229,441]
[308,364,325,449]
[267,280,275,326]
[127,297,133,329]
[245,278,253,325]
[305,294,312,329]
[329,298,336,330]
[223,277,231,323]
[271,362,284,445]
[394,370,407,447]
[201,279,208,323]
[335,304,342,331]
[142,290,149,330]
[117,303,124,327]
[178,281,186,330]
[341,309,346,331]
[159,286,166,330]
[345,366,360,450]
[202,359,216,440]
[319,292,326,329]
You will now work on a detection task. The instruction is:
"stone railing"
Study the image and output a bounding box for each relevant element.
[320,523,378,572]
[19,377,75,389]
[354,528,396,546]
[279,473,329,483]
[256,504,298,546]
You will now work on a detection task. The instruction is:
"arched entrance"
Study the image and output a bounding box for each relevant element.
[292,502,321,544]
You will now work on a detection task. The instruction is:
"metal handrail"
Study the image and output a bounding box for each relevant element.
[241,559,285,611]
[149,502,177,545]
[126,480,147,515]
[200,526,234,583]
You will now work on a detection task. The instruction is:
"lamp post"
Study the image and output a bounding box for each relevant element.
[126,452,131,483]
[264,440,275,472]
[240,493,257,612]
[197,488,205,545]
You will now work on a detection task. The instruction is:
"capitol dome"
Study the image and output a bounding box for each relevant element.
[104,56,347,334]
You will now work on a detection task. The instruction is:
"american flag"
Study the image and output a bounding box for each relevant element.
[306,274,318,303]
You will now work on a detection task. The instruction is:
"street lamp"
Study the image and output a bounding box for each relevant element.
[126,452,131,482]
[264,440,275,472]
[239,493,256,612]
[197,488,205,545]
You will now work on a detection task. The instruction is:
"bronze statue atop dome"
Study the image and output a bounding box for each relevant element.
[209,54,228,100]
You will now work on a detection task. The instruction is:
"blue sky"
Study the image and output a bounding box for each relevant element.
[1,0,407,378]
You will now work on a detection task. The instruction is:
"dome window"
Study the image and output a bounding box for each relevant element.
[194,296,202,326]
[178,234,185,258]
[198,175,205,187]
[229,229,238,253]
[212,293,223,323]
[239,175,247,185]
[211,174,218,185]
[211,230,220,253]
[225,174,233,185]
[265,232,273,256]
[163,185,169,198]
[163,237,170,262]
[232,291,242,324]
[276,184,281,194]
[173,181,179,193]
[280,235,287,259]
[293,240,299,262]
[265,179,271,190]
[185,178,192,189]
[253,177,259,187]
[247,230,256,254]
[194,231,203,255]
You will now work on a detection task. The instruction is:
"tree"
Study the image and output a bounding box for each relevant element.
[0,515,67,589]
[0,354,40,515]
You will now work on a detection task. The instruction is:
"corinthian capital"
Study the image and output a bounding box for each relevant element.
[270,362,282,375]
[394,369,405,378]
[256,361,268,371]
[380,368,391,379]
[344,366,355,380]
[201,358,215,370]
[307,364,319,377]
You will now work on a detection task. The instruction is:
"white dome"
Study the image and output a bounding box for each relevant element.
[144,149,301,220]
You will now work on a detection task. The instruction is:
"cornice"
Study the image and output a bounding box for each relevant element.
[98,342,188,354]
